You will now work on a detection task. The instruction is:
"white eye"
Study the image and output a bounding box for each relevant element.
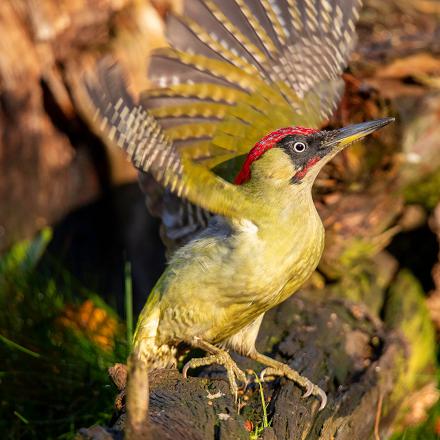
[293,141,307,153]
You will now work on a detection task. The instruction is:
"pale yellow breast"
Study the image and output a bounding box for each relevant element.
[207,198,324,341]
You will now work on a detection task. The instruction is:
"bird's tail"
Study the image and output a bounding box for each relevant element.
[132,285,177,369]
[126,288,177,439]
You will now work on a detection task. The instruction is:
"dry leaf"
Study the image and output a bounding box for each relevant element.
[376,53,440,79]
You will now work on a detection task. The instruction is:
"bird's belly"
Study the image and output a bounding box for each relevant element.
[205,226,325,343]
[156,216,324,345]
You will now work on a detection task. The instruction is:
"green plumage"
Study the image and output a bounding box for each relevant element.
[82,0,385,413]
[134,151,324,366]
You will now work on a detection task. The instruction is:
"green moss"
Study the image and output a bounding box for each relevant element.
[326,261,386,315]
[384,270,436,390]
[384,270,437,433]
[339,239,382,269]
[404,167,440,209]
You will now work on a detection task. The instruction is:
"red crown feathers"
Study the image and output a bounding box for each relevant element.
[234,127,318,185]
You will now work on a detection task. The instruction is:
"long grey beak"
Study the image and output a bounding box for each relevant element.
[327,117,395,150]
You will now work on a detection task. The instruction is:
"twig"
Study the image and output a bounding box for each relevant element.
[125,261,133,353]
[126,353,150,440]
[374,391,384,440]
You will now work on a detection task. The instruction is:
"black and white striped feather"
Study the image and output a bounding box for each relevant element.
[85,0,362,251]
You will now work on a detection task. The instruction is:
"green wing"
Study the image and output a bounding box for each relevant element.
[144,0,362,172]
[85,61,266,221]
[85,0,362,248]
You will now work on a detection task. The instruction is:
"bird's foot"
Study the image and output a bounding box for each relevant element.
[183,352,247,401]
[260,365,327,411]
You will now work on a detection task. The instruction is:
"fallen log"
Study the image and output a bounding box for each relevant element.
[77,269,436,440]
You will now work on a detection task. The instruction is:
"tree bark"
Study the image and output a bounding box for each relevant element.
[77,267,437,440]
[0,0,164,251]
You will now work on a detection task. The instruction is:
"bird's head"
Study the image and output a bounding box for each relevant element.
[234,118,395,187]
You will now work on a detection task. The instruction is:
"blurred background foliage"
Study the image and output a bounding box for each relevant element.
[0,229,128,438]
[0,0,439,438]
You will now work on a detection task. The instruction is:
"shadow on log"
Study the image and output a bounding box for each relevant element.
[77,269,436,440]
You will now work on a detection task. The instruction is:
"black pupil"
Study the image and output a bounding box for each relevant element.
[295,143,305,152]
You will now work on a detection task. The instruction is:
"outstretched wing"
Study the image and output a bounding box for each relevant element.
[84,0,362,250]
[144,0,362,169]
[84,61,266,222]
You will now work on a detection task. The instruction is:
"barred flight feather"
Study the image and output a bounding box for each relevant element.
[86,0,362,252]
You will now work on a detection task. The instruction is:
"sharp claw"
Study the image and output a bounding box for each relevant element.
[182,363,190,379]
[318,389,327,411]
[302,384,313,398]
[301,383,327,410]
[260,365,327,411]
[242,380,249,393]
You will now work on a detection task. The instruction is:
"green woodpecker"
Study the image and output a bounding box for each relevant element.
[84,0,394,412]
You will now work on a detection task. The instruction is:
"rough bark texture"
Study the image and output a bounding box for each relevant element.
[0,0,165,251]
[0,0,101,251]
[77,269,436,440]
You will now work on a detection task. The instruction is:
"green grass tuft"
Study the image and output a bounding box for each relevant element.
[0,229,127,439]
[249,372,272,440]
[125,261,133,354]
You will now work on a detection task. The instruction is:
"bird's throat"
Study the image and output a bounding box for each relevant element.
[291,156,321,184]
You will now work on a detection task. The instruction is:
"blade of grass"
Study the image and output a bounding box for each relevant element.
[125,261,133,353]
[254,372,269,428]
[0,334,41,358]
[14,411,29,424]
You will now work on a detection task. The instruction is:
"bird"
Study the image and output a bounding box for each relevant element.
[82,0,394,416]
